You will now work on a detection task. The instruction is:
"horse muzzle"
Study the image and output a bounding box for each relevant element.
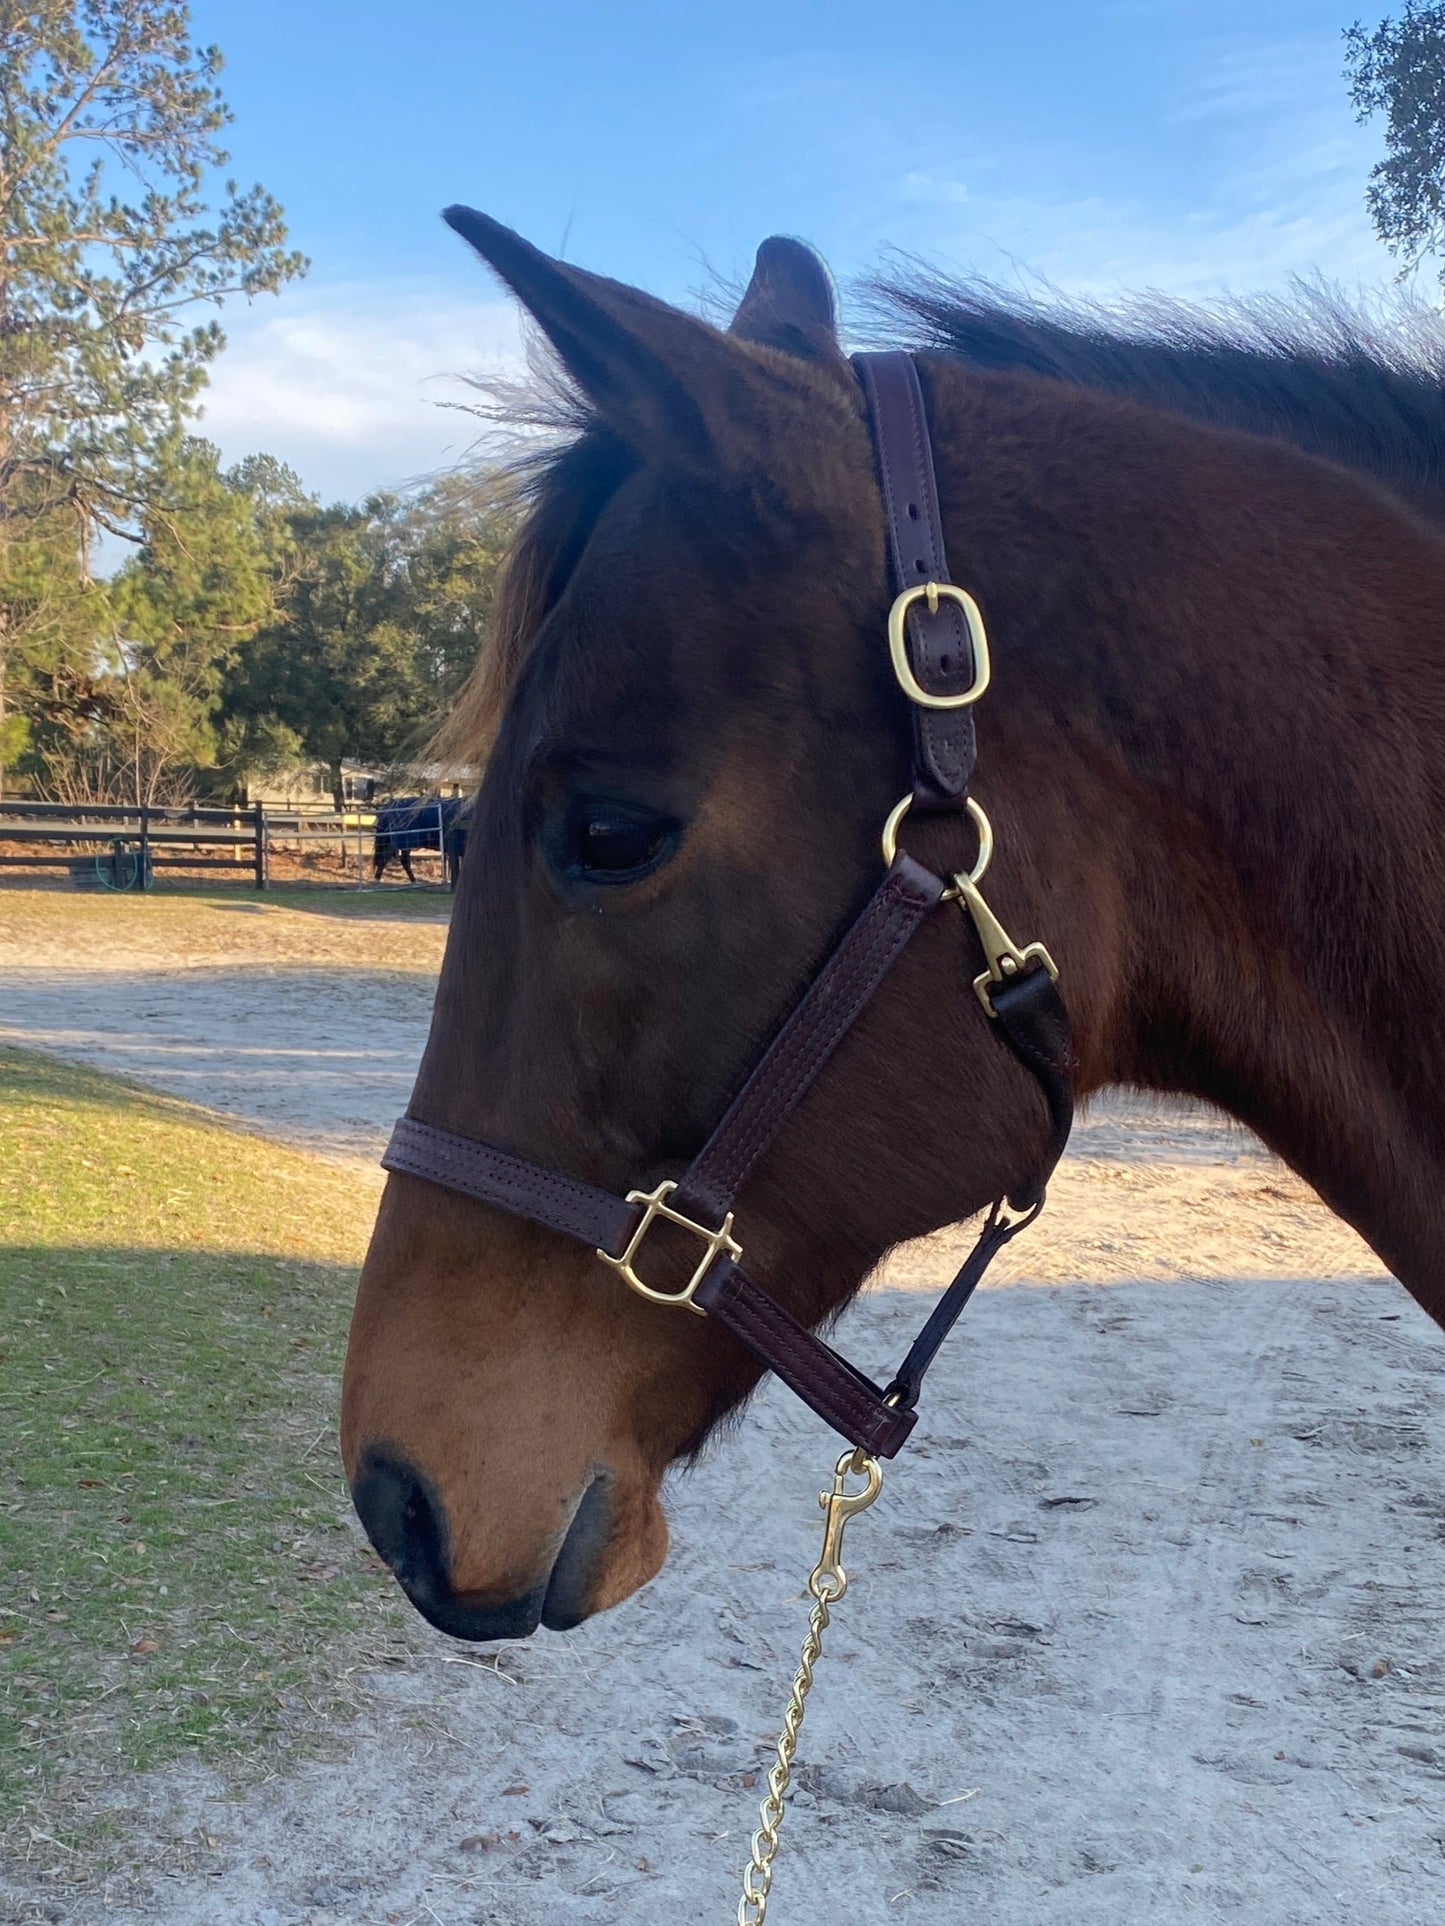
[350,1447,616,1640]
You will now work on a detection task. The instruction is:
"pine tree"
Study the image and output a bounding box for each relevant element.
[0,0,306,789]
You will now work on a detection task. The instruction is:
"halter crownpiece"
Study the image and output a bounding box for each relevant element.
[379,349,1075,1459]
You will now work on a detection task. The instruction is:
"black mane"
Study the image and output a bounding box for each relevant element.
[876,273,1445,523]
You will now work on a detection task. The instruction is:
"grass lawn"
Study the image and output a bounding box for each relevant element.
[0,1045,412,1862]
[0,882,449,969]
[0,883,451,919]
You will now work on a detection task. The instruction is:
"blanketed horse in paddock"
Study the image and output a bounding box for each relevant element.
[372,794,468,888]
[343,213,1445,1641]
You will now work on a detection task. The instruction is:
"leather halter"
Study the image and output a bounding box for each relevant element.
[380,351,1075,1461]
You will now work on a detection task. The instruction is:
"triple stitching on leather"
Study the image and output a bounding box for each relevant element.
[383,1119,640,1255]
[698,1260,914,1455]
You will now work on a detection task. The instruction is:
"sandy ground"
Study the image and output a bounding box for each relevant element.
[4,891,1445,1926]
[0,893,447,1170]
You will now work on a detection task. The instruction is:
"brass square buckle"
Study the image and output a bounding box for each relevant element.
[598,1181,741,1315]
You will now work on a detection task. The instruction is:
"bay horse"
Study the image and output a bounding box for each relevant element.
[342,210,1445,1652]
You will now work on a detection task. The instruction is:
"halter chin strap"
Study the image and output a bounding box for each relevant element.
[379,350,1076,1460]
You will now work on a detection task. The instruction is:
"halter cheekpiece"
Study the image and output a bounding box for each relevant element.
[379,350,1075,1460]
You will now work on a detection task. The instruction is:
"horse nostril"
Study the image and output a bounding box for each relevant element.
[348,1446,549,1642]
[350,1447,449,1599]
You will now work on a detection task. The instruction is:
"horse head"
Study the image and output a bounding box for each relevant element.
[340,213,1128,1640]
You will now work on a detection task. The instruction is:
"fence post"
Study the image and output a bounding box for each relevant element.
[253,801,268,890]
[138,804,150,892]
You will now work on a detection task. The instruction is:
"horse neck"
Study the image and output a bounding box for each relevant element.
[929,359,1445,1318]
[1096,750,1445,1317]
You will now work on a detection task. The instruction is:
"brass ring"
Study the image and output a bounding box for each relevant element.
[879,794,912,867]
[880,793,993,883]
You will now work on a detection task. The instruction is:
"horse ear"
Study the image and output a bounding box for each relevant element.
[445,205,742,456]
[729,236,842,361]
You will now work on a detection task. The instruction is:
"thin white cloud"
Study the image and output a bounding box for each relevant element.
[1011,32,1389,295]
[197,285,526,501]
[934,181,1389,301]
[895,32,1395,301]
[193,28,1410,506]
[901,171,970,207]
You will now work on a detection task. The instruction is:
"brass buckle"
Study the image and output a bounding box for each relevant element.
[887,582,991,709]
[598,1180,740,1316]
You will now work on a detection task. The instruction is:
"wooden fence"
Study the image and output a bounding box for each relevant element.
[0,800,391,890]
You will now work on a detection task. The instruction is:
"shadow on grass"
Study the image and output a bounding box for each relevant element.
[0,1237,410,1859]
[230,885,452,922]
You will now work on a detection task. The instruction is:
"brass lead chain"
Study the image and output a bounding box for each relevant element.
[735,1449,884,1925]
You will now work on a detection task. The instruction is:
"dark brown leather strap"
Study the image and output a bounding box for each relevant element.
[380,1097,1059,1460]
[990,965,1075,1208]
[693,1254,916,1457]
[381,1112,921,1456]
[674,854,943,1227]
[383,1116,642,1254]
[377,349,1076,1461]
[382,945,1074,1458]
[853,350,977,808]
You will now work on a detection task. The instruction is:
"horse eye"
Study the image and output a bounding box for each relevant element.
[572,807,673,881]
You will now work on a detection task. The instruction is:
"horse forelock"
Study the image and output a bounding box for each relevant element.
[431,341,868,774]
[431,424,635,769]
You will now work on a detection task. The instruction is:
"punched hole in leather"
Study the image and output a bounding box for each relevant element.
[852,349,978,806]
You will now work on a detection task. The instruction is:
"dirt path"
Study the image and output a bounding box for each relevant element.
[3,890,1443,1925]
[0,892,446,1169]
[97,1274,1443,1926]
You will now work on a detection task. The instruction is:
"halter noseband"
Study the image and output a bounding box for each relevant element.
[379,351,1075,1460]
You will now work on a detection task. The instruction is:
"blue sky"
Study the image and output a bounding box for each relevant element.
[189,0,1403,501]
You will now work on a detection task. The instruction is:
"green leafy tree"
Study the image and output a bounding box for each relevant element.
[30,438,277,803]
[1346,4,1445,277]
[0,0,307,789]
[220,497,411,793]
[220,477,519,797]
[0,467,108,777]
[403,471,519,702]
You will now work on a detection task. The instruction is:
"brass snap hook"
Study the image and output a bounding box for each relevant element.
[949,869,1060,1017]
[808,1449,884,1603]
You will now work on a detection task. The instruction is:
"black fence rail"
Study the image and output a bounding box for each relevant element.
[0,800,269,886]
[0,800,452,891]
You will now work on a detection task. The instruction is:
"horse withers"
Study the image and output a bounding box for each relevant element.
[343,211,1445,1643]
